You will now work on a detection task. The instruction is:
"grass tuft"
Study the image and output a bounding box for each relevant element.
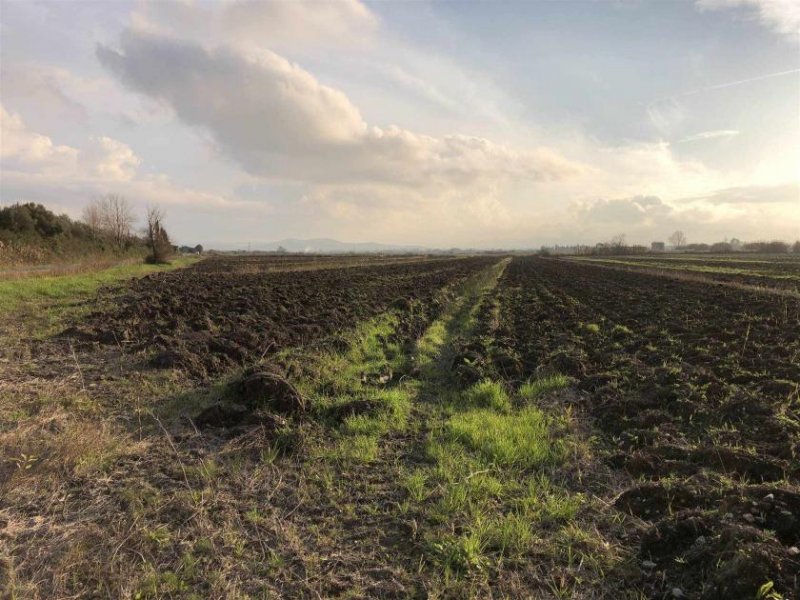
[519,374,570,400]
[461,379,511,412]
[445,406,564,469]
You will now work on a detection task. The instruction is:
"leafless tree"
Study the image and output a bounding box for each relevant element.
[82,201,103,233]
[145,205,172,264]
[669,230,687,248]
[609,233,626,248]
[105,194,135,246]
[82,194,135,246]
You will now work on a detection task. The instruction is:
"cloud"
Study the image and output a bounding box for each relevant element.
[218,0,378,49]
[2,105,140,184]
[98,34,367,155]
[96,31,583,191]
[131,0,378,52]
[0,64,88,122]
[80,137,141,181]
[696,0,800,37]
[565,180,799,245]
[574,195,674,225]
[682,181,800,204]
[130,0,516,136]
[1,105,79,172]
[676,130,741,143]
[0,104,249,242]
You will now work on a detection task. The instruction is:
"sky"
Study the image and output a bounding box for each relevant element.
[1,0,798,248]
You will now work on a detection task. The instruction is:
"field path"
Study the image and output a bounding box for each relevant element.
[265,258,510,597]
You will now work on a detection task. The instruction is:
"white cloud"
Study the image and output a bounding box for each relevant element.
[0,104,249,240]
[96,31,583,192]
[696,0,800,37]
[575,195,673,225]
[1,105,79,172]
[98,34,367,157]
[218,0,378,49]
[131,0,378,52]
[566,180,799,244]
[2,106,138,183]
[682,181,800,204]
[676,130,741,143]
[80,136,140,181]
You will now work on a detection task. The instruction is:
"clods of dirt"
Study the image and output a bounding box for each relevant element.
[193,368,304,429]
[640,510,800,599]
[720,486,800,546]
[66,255,497,380]
[615,483,698,519]
[450,339,487,385]
[194,403,250,428]
[195,403,288,433]
[325,398,381,423]
[234,370,306,416]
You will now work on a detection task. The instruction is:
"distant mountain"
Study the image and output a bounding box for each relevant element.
[207,238,429,254]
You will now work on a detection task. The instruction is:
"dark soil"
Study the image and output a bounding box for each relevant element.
[65,255,497,378]
[476,256,800,599]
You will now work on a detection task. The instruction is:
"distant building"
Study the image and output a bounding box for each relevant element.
[651,241,665,252]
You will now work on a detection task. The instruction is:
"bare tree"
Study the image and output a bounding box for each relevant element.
[82,201,104,234]
[145,206,172,264]
[669,230,687,248]
[82,194,135,246]
[105,194,135,247]
[609,233,626,248]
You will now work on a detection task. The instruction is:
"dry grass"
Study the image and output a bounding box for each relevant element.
[0,408,138,494]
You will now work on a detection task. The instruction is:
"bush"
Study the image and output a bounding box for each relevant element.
[0,202,146,265]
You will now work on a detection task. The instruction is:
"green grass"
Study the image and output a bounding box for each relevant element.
[519,374,570,400]
[293,312,415,464]
[333,434,380,463]
[611,324,633,337]
[583,323,601,334]
[481,510,534,555]
[445,406,565,469]
[461,379,511,411]
[430,530,489,574]
[341,388,411,437]
[0,256,200,313]
[518,477,583,525]
[402,469,430,503]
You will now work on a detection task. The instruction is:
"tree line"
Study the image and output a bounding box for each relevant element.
[540,231,800,256]
[0,195,194,265]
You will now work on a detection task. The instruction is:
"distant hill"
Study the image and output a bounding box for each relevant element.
[209,238,428,254]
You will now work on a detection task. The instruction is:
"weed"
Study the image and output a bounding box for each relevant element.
[461,379,511,412]
[519,374,570,400]
[445,406,564,469]
[335,434,380,463]
[403,469,430,503]
[430,531,488,574]
[482,511,533,555]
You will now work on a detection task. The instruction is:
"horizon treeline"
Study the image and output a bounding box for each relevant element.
[0,199,198,266]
